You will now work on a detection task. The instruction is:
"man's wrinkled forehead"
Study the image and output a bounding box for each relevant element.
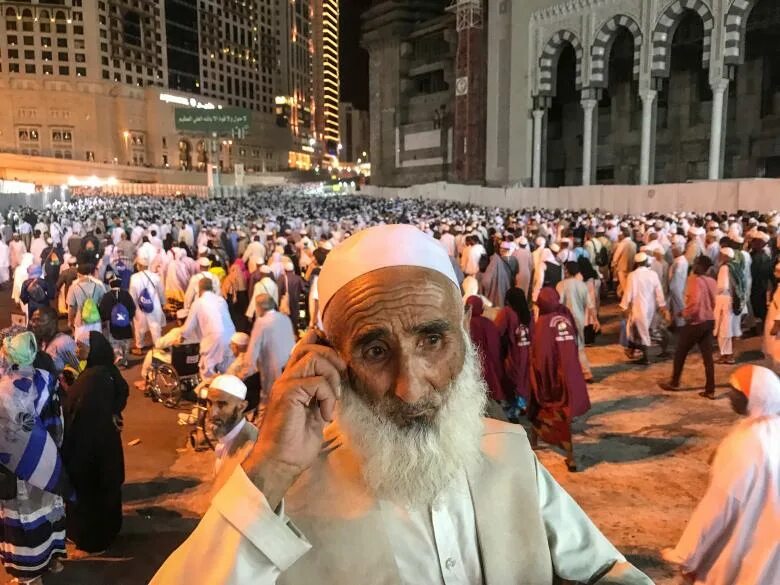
[324,266,462,341]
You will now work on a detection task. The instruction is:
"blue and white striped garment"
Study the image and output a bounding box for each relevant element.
[0,366,70,578]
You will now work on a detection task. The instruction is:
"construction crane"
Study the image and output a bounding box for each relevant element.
[447,0,484,182]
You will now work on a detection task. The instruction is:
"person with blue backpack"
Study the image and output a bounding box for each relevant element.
[128,256,166,355]
[20,264,55,321]
[99,277,136,368]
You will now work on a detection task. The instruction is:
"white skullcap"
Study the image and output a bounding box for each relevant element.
[518,236,529,246]
[209,375,247,400]
[283,261,294,271]
[176,309,189,320]
[230,332,250,346]
[635,252,648,264]
[198,245,208,255]
[550,243,561,253]
[260,264,272,274]
[198,257,211,267]
[318,224,458,321]
[721,247,735,259]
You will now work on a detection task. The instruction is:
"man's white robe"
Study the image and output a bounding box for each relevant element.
[151,420,651,585]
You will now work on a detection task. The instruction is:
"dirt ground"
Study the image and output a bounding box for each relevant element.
[2,291,765,584]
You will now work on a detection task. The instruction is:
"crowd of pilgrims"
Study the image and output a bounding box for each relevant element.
[0,187,779,583]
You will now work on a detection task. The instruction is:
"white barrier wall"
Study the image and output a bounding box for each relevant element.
[362,179,780,213]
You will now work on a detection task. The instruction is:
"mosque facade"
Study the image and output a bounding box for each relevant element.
[486,0,780,188]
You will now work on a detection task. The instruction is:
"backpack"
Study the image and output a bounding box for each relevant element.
[137,272,156,314]
[27,278,47,303]
[78,283,101,324]
[110,294,131,328]
[115,260,131,290]
[595,240,609,267]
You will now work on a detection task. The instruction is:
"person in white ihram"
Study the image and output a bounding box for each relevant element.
[128,257,166,353]
[152,224,651,584]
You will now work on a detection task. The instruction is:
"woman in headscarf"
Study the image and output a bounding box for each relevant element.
[528,287,591,472]
[464,295,505,406]
[221,258,250,333]
[494,287,532,421]
[666,365,780,584]
[61,331,126,555]
[0,331,72,584]
[531,246,562,304]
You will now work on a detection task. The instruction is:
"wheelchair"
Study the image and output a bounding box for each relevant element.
[146,343,201,409]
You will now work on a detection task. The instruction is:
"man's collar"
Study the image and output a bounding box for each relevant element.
[219,417,246,447]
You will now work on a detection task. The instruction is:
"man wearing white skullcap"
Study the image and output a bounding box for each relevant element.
[619,251,670,364]
[154,224,651,585]
[226,331,254,380]
[206,375,258,484]
[183,256,221,310]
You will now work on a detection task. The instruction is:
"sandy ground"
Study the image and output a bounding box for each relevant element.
[1,290,765,584]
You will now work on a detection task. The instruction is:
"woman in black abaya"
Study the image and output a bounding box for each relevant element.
[62,331,127,554]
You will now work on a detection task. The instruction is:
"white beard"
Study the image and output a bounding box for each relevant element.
[336,335,487,507]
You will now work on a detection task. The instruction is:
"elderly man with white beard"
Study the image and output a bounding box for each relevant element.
[152,224,651,585]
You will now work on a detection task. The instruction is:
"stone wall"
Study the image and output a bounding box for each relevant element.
[362,179,780,213]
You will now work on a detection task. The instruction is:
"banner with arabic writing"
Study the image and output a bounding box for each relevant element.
[174,107,251,133]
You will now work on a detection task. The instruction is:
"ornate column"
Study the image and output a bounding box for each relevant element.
[581,97,598,186]
[532,108,546,188]
[639,88,658,185]
[708,78,730,180]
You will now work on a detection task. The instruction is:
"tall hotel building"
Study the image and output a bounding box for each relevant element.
[0,0,338,178]
[313,0,340,159]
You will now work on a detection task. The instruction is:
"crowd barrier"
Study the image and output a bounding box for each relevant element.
[0,190,69,212]
[362,179,780,214]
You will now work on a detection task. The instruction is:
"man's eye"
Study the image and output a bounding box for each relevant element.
[364,344,387,360]
[423,334,443,347]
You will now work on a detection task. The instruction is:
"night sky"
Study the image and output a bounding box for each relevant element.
[339,0,371,111]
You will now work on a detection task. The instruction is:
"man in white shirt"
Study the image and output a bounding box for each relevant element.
[153,224,651,585]
[183,257,222,309]
[128,258,166,352]
[0,236,9,287]
[620,252,670,365]
[246,293,295,402]
[180,278,236,378]
[439,224,456,259]
[9,233,27,272]
[207,376,258,494]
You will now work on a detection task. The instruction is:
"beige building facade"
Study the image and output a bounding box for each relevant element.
[0,79,290,176]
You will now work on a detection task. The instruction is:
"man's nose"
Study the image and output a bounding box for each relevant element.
[392,356,427,404]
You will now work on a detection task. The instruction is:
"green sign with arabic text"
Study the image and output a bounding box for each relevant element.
[175,107,251,133]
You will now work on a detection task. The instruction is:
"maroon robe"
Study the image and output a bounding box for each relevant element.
[495,305,532,401]
[528,288,591,447]
[465,296,506,402]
